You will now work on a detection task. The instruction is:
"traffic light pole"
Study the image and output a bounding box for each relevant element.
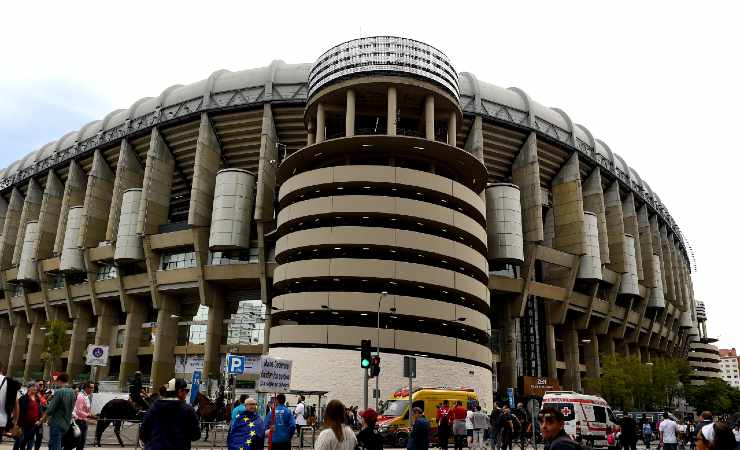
[363,367,369,410]
[376,292,388,410]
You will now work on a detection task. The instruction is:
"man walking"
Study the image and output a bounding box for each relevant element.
[266,393,295,450]
[294,395,307,447]
[140,378,201,450]
[497,405,520,450]
[471,404,489,450]
[659,412,679,450]
[407,407,430,450]
[228,398,266,450]
[73,382,97,450]
[37,373,76,450]
[436,400,452,450]
[490,402,503,450]
[619,413,638,450]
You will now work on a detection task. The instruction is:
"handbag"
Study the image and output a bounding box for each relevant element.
[71,420,81,438]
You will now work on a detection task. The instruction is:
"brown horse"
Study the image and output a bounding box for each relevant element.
[194,392,229,441]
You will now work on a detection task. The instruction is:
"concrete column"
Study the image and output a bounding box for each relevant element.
[255,104,278,222]
[151,296,178,389]
[54,161,87,255]
[137,128,175,235]
[598,334,616,356]
[79,150,115,248]
[12,179,43,266]
[650,216,668,295]
[563,321,581,391]
[0,317,11,368]
[7,313,28,378]
[660,226,676,303]
[315,103,325,143]
[0,188,24,268]
[464,116,484,162]
[204,297,225,380]
[307,120,315,146]
[67,307,92,379]
[345,89,355,137]
[582,168,610,264]
[544,311,558,379]
[622,194,644,281]
[93,301,118,381]
[512,133,544,242]
[106,139,144,241]
[119,298,147,388]
[187,114,222,228]
[387,86,397,136]
[35,171,64,260]
[552,153,586,256]
[500,301,519,389]
[448,111,457,147]
[583,330,600,379]
[424,95,435,140]
[605,182,627,273]
[24,312,46,380]
[637,206,657,288]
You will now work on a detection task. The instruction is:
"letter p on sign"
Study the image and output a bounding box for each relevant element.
[227,354,246,374]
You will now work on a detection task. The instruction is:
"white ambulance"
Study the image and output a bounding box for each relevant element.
[541,391,618,448]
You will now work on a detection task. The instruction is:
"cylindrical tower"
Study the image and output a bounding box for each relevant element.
[486,183,524,265]
[209,169,256,250]
[271,37,492,407]
[619,234,640,295]
[648,254,666,308]
[60,206,85,272]
[114,188,145,263]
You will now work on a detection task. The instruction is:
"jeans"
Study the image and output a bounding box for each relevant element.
[13,426,39,450]
[75,420,87,450]
[472,430,486,450]
[644,436,652,450]
[49,424,64,450]
[491,428,499,450]
[665,443,679,450]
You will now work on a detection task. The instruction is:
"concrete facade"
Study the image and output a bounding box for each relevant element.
[0,37,700,405]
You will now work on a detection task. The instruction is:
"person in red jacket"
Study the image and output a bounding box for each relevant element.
[436,400,452,450]
[451,401,468,450]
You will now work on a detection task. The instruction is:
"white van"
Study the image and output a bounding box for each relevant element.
[542,391,618,448]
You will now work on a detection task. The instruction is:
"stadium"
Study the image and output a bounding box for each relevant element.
[0,36,716,405]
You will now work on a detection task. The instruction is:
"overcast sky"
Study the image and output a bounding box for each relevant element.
[1,1,738,349]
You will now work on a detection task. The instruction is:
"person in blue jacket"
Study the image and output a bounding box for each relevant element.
[228,398,266,450]
[265,394,296,450]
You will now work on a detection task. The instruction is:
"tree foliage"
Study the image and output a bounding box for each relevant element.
[41,319,70,377]
[685,379,740,415]
[584,354,690,411]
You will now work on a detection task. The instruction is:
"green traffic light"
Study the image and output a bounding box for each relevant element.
[362,359,370,368]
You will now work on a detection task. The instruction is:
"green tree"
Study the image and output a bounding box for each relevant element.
[685,379,740,415]
[598,354,632,410]
[41,319,70,379]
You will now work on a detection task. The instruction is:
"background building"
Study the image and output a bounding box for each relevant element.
[0,36,707,406]
[719,348,740,388]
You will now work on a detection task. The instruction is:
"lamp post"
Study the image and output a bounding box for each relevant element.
[376,291,389,409]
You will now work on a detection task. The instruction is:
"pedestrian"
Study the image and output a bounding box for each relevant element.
[490,402,503,450]
[644,419,654,450]
[129,372,148,411]
[357,408,383,450]
[231,395,249,428]
[228,398,266,450]
[451,400,468,450]
[660,412,680,450]
[620,412,638,450]
[408,407,430,450]
[314,400,357,450]
[34,386,47,450]
[139,378,201,450]
[266,393,295,450]
[466,405,474,448]
[731,423,740,449]
[538,407,580,450]
[0,363,21,443]
[73,382,97,450]
[436,400,452,450]
[497,405,520,450]
[472,404,489,450]
[697,422,736,450]
[513,403,529,447]
[13,382,42,450]
[688,421,698,450]
[36,372,76,450]
[294,395,307,428]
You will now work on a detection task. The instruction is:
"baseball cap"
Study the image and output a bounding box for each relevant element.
[166,378,189,392]
[360,408,378,422]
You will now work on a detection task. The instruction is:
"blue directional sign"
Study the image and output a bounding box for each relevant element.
[226,354,246,374]
[189,370,202,404]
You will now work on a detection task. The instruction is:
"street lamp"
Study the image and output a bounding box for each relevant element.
[375,291,389,409]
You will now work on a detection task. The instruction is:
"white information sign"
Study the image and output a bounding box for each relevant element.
[85,345,109,367]
[257,357,292,392]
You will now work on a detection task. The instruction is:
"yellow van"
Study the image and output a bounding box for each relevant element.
[377,387,478,447]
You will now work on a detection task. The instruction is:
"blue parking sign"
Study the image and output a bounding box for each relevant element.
[226,354,246,374]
